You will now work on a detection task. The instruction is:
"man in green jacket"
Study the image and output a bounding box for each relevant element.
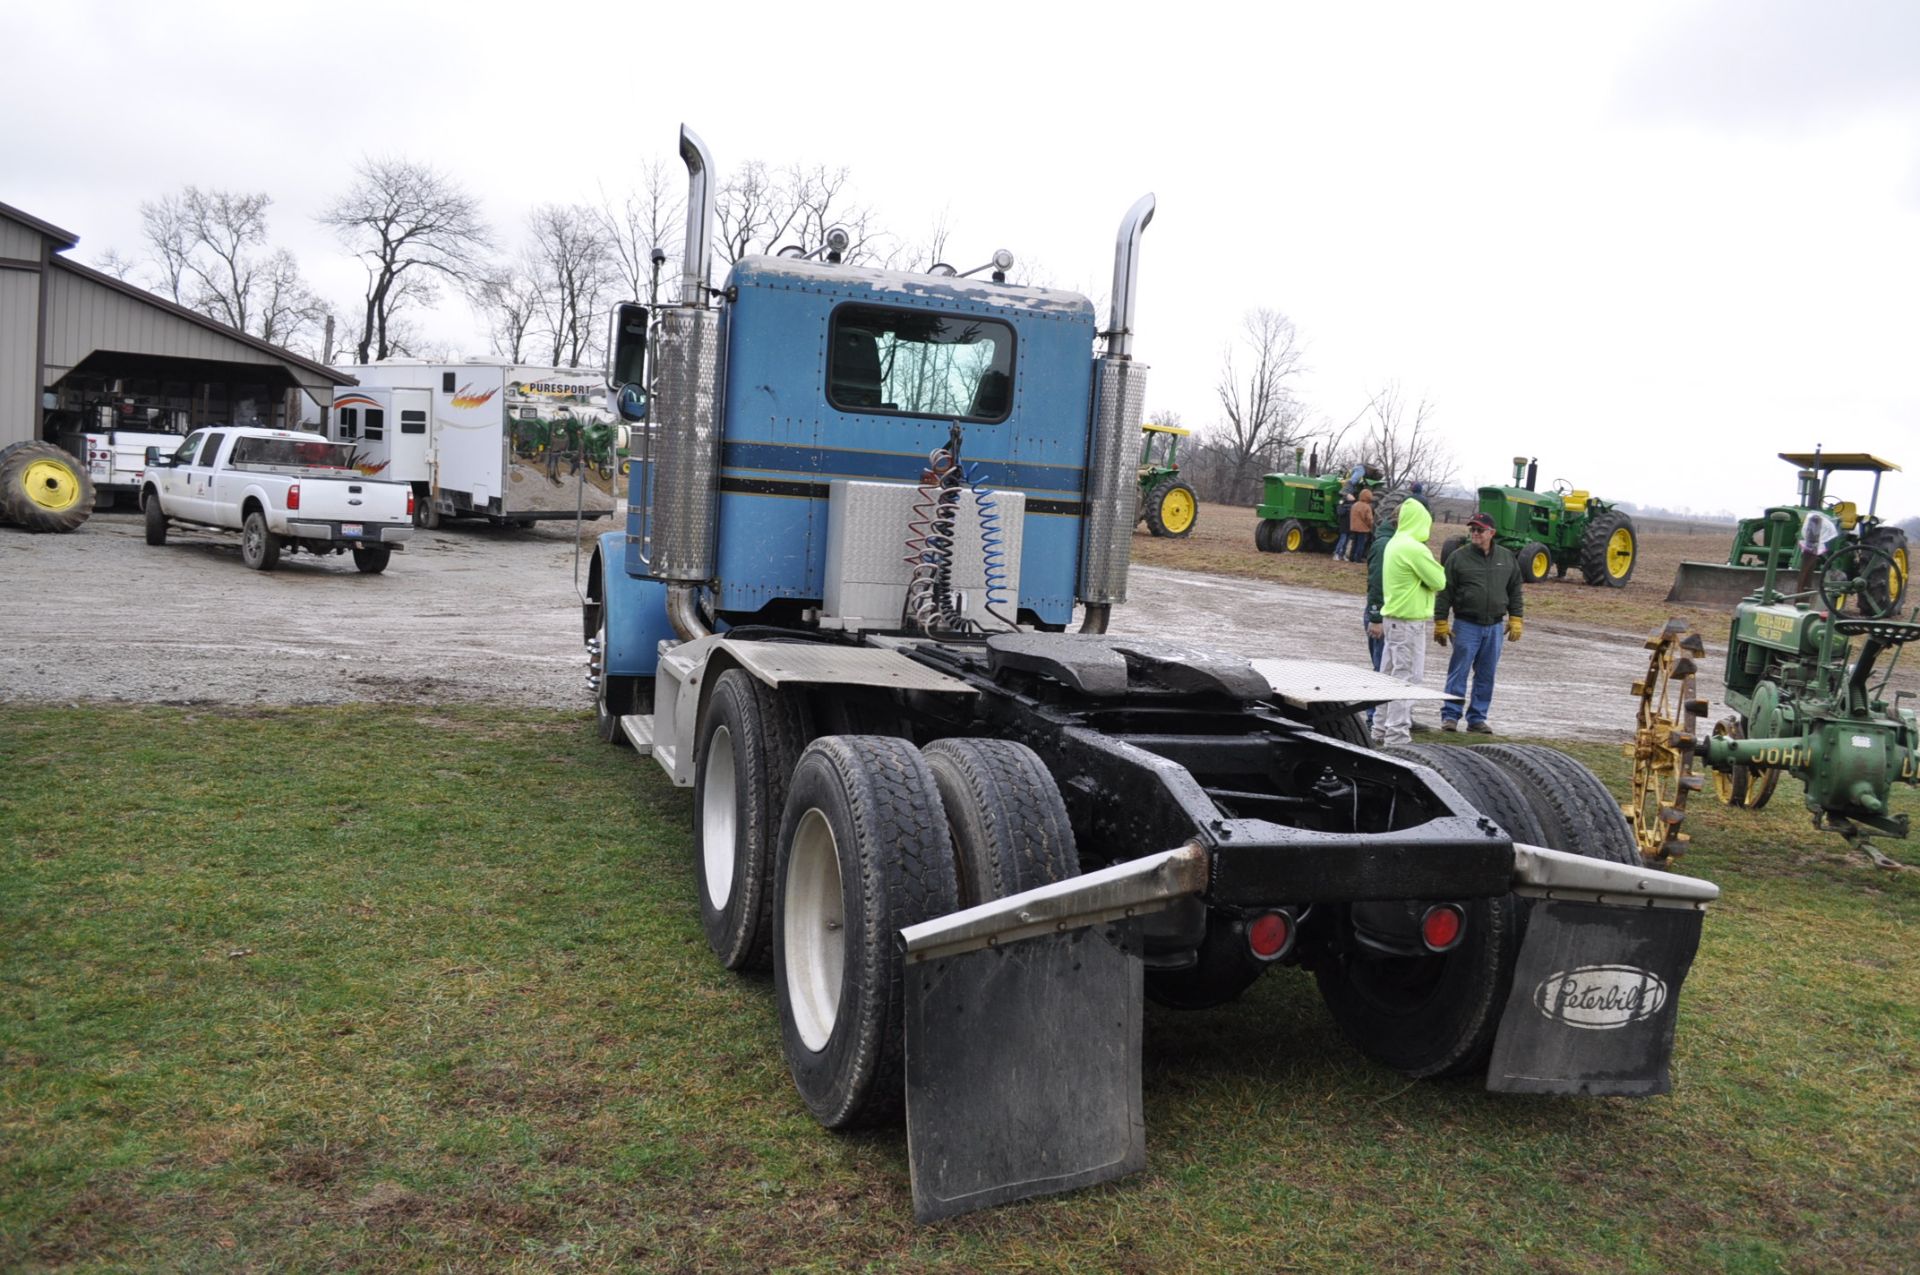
[1435,511,1525,733]
[1372,496,1447,745]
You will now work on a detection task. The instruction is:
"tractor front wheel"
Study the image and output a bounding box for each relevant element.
[1274,518,1307,553]
[1254,519,1280,553]
[1519,541,1552,584]
[1144,479,1198,538]
[1580,510,1638,588]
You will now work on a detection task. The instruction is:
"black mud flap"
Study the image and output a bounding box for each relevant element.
[1488,900,1704,1096]
[904,924,1144,1222]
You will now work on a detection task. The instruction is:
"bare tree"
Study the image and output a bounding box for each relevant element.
[91,247,139,281]
[1207,308,1310,503]
[136,187,324,352]
[525,204,616,368]
[597,157,683,305]
[714,160,887,265]
[1357,381,1456,492]
[473,266,543,363]
[320,158,491,364]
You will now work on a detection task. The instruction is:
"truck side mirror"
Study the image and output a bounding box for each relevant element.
[144,446,164,466]
[607,302,648,398]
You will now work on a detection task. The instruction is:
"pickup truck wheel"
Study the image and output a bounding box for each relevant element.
[351,546,392,574]
[923,738,1078,908]
[240,510,280,570]
[1313,744,1532,1078]
[144,494,168,546]
[774,736,959,1128]
[695,669,812,970]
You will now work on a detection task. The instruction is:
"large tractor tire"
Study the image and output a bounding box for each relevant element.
[695,668,814,970]
[923,738,1078,909]
[1858,525,1909,616]
[0,441,94,533]
[1143,479,1198,538]
[1309,524,1342,553]
[1313,745,1541,1078]
[774,736,960,1128]
[1579,510,1638,588]
[1518,540,1552,584]
[1272,518,1307,554]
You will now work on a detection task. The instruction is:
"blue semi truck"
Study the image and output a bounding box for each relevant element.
[581,125,1719,1221]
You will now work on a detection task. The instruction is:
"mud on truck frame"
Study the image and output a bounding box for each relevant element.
[581,125,1718,1222]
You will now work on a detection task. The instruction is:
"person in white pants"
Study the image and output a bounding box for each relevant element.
[1370,496,1446,746]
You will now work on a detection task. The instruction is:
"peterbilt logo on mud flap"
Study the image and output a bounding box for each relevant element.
[1533,965,1668,1029]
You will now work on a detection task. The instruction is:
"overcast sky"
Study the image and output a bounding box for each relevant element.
[4,0,1916,519]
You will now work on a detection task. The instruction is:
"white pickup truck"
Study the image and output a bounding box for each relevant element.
[140,426,415,573]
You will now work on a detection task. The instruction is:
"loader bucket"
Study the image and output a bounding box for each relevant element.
[1665,561,1767,606]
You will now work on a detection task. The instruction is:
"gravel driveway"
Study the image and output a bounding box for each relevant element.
[1,512,1700,742]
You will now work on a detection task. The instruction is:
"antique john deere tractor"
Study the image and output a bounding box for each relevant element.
[1627,523,1920,869]
[1667,449,1908,610]
[1253,461,1381,554]
[1137,421,1198,538]
[1441,458,1636,585]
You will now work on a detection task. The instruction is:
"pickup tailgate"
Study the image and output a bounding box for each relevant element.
[292,477,411,524]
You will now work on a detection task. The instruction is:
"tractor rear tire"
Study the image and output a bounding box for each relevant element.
[1518,541,1552,584]
[1274,518,1307,553]
[1310,525,1341,553]
[0,441,94,533]
[774,736,960,1128]
[696,668,814,971]
[1580,510,1638,588]
[1469,743,1639,864]
[1859,526,1909,616]
[923,738,1078,909]
[1439,534,1467,566]
[1144,479,1198,538]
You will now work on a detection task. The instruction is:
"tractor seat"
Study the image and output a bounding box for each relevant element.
[1830,618,1920,643]
[1563,490,1589,514]
[1829,500,1859,529]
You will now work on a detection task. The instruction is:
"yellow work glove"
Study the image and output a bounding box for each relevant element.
[1433,619,1451,647]
[1507,617,1523,642]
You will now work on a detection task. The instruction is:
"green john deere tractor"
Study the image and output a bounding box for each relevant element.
[1252,463,1382,554]
[1137,422,1198,538]
[1666,449,1908,611]
[1439,457,1637,587]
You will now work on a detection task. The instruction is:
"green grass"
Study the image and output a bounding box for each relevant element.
[3,707,1916,1272]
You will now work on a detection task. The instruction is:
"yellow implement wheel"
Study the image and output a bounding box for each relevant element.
[0,440,95,533]
[1709,717,1781,810]
[1607,526,1635,580]
[1623,618,1707,865]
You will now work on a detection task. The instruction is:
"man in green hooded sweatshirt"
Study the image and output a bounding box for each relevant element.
[1372,495,1447,745]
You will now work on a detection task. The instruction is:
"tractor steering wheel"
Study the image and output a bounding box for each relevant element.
[1551,478,1574,496]
[1819,542,1903,619]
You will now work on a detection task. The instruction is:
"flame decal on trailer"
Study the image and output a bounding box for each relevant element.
[450,385,499,409]
[335,394,382,410]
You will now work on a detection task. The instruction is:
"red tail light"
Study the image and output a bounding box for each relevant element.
[1246,911,1294,961]
[287,483,301,511]
[406,489,416,517]
[1420,904,1466,953]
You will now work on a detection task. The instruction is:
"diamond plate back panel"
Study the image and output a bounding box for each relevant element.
[822,480,1026,632]
[1078,356,1147,606]
[649,307,723,581]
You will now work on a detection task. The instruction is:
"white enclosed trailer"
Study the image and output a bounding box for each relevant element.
[332,359,618,527]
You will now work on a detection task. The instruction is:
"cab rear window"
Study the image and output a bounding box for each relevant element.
[827,304,1013,422]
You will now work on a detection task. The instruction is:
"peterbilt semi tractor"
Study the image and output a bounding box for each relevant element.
[582,125,1718,1221]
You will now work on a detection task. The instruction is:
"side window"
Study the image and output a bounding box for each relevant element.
[826,304,1015,422]
[197,433,224,466]
[400,409,426,435]
[364,408,385,440]
[339,408,358,440]
[442,372,456,393]
[173,432,204,464]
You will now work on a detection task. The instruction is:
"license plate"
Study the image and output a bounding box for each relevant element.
[343,523,363,538]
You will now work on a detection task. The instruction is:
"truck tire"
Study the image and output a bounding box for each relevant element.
[591,601,653,746]
[695,668,813,971]
[1468,744,1638,864]
[1579,510,1637,588]
[240,509,280,571]
[1143,478,1197,538]
[1311,745,1540,1077]
[351,546,392,574]
[0,440,94,533]
[144,493,168,546]
[774,736,960,1128]
[923,738,1079,908]
[1277,705,1371,749]
[1518,540,1552,584]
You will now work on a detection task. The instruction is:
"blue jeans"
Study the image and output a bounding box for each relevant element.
[1442,619,1505,726]
[1333,531,1353,559]
[1362,609,1385,725]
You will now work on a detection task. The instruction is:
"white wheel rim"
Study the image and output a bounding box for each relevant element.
[784,806,844,1052]
[700,724,737,909]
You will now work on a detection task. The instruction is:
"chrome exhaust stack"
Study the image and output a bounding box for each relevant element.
[652,124,722,640]
[1077,194,1156,630]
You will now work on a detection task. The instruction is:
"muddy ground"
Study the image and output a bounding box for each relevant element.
[0,511,1714,744]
